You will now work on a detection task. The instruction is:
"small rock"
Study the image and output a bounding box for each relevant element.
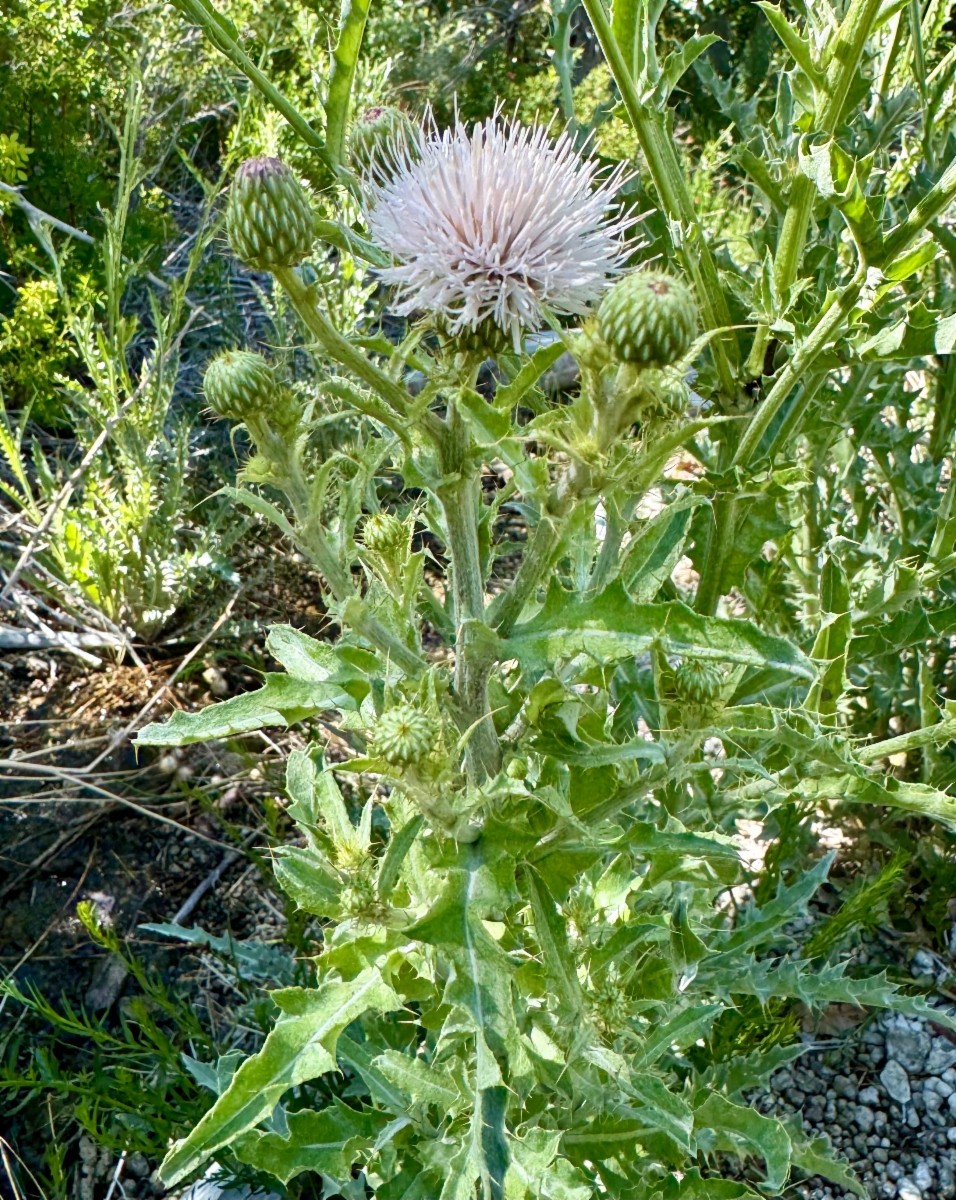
[907,1108,922,1129]
[855,1105,876,1134]
[787,1087,807,1106]
[885,1014,933,1074]
[897,1179,922,1200]
[913,949,937,975]
[859,1086,881,1106]
[947,1127,956,1145]
[928,1040,956,1075]
[874,1149,890,1163]
[913,1161,934,1192]
[882,1059,913,1105]
[84,955,129,1011]
[834,1075,857,1099]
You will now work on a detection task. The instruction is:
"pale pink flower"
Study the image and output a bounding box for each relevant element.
[365,115,632,348]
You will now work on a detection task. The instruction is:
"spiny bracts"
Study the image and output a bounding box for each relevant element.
[362,512,409,558]
[674,658,724,704]
[598,271,697,369]
[350,106,413,175]
[227,156,314,271]
[203,350,278,421]
[374,704,439,767]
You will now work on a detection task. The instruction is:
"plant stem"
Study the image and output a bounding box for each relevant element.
[438,400,501,780]
[856,716,956,765]
[274,267,414,420]
[171,0,332,169]
[694,493,736,616]
[553,0,579,128]
[733,268,867,468]
[579,0,739,403]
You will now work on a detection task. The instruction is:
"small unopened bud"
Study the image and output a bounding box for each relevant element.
[227,156,314,270]
[362,511,408,558]
[674,658,724,704]
[598,271,697,369]
[204,350,278,421]
[350,106,414,176]
[374,704,438,767]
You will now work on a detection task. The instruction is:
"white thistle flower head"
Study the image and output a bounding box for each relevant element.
[365,114,633,350]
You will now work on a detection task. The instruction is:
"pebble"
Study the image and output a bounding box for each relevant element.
[886,1015,933,1075]
[883,1060,914,1105]
[898,1180,923,1200]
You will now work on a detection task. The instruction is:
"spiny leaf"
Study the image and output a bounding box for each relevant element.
[504,582,815,679]
[232,1102,383,1183]
[158,969,401,1185]
[694,1092,792,1194]
[134,675,354,746]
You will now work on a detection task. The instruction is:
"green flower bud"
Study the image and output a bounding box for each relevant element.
[349,105,413,175]
[451,316,510,359]
[227,156,314,271]
[598,271,697,369]
[674,658,724,704]
[362,512,409,558]
[505,757,528,781]
[374,704,438,767]
[204,350,278,421]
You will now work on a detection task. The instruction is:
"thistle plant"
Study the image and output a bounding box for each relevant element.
[139,0,956,1194]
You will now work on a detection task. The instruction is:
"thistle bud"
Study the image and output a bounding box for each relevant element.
[374,704,438,767]
[227,156,314,271]
[204,350,278,421]
[674,658,724,704]
[362,512,409,558]
[349,106,414,176]
[598,271,697,369]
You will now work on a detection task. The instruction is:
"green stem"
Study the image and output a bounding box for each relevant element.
[819,0,885,133]
[274,267,414,420]
[918,651,939,784]
[881,151,956,266]
[343,597,425,677]
[171,0,332,169]
[773,173,816,298]
[694,493,736,616]
[553,0,579,127]
[487,515,563,635]
[579,0,739,402]
[856,715,956,765]
[733,268,867,468]
[438,401,501,780]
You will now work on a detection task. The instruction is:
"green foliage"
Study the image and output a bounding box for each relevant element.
[12,0,956,1191]
[122,0,956,1189]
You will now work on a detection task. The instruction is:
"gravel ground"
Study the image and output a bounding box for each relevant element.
[758,995,956,1199]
